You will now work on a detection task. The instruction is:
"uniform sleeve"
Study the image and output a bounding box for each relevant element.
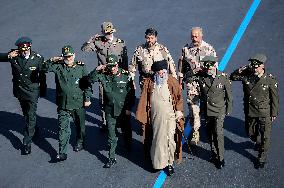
[82,66,92,102]
[38,56,47,97]
[128,47,140,80]
[164,47,177,79]
[81,42,96,52]
[229,66,251,81]
[0,53,10,62]
[42,59,57,73]
[124,78,136,110]
[269,76,279,117]
[87,68,102,83]
[224,75,233,115]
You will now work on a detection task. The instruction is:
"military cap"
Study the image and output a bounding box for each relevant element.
[15,37,32,51]
[101,22,116,34]
[248,53,267,64]
[106,54,118,66]
[145,27,158,36]
[151,60,168,72]
[201,56,218,62]
[62,45,75,56]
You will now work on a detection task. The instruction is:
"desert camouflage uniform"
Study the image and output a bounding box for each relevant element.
[178,40,216,144]
[129,42,177,89]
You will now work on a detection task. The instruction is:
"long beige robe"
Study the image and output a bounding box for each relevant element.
[150,83,176,169]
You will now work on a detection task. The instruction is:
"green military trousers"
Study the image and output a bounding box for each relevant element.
[58,108,86,155]
[205,114,225,161]
[19,99,38,146]
[105,113,132,159]
[247,116,272,163]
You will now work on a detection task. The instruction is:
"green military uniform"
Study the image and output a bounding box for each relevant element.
[43,45,92,157]
[230,54,279,166]
[0,37,46,154]
[88,55,134,163]
[81,22,128,129]
[196,56,233,168]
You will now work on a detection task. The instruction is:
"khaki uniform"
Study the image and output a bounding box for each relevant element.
[178,40,216,143]
[197,70,232,162]
[129,42,177,88]
[81,36,128,128]
[230,68,279,163]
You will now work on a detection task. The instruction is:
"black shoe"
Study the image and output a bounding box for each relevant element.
[56,153,67,162]
[255,161,265,169]
[168,165,175,176]
[74,144,84,152]
[22,145,31,155]
[209,156,217,164]
[254,143,261,151]
[104,158,117,168]
[216,160,225,169]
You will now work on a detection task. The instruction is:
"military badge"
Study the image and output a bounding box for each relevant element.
[29,66,37,71]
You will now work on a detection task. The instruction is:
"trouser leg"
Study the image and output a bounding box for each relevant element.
[246,116,258,143]
[20,99,38,146]
[99,84,107,127]
[106,114,118,159]
[73,108,86,146]
[118,113,132,150]
[257,117,272,163]
[58,109,71,155]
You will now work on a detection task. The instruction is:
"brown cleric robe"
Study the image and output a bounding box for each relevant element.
[136,75,184,164]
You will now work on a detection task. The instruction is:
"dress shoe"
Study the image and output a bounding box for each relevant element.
[74,144,84,152]
[255,161,265,169]
[56,153,67,162]
[167,165,175,176]
[104,158,117,168]
[254,143,261,151]
[216,160,225,169]
[22,145,31,155]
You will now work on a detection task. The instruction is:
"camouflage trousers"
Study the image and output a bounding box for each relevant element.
[186,81,201,132]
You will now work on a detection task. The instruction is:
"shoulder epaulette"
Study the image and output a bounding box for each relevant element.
[76,61,85,65]
[36,53,42,58]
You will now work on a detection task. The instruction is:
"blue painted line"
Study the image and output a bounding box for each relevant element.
[153,1,261,187]
[218,0,261,71]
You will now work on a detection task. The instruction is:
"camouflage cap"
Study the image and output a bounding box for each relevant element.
[101,22,116,34]
[62,45,75,56]
[106,54,118,65]
[201,56,218,62]
[248,53,267,64]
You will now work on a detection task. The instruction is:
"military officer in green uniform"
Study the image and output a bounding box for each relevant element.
[87,55,135,168]
[81,22,128,131]
[0,37,46,155]
[43,45,92,161]
[230,54,279,169]
[195,56,232,169]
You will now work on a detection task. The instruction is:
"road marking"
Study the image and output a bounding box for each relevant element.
[153,0,261,187]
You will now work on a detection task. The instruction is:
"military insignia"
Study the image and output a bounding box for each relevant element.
[75,78,79,84]
[120,89,123,93]
[245,81,250,85]
[118,81,127,84]
[275,83,278,88]
[31,56,34,60]
[29,66,37,71]
[121,69,129,74]
[77,61,84,65]
[202,83,206,87]
[36,54,41,58]
[217,83,223,89]
[117,39,124,43]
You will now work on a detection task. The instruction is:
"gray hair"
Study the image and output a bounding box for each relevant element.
[191,27,203,36]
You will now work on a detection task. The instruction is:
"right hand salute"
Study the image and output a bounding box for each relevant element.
[50,56,63,62]
[8,50,19,58]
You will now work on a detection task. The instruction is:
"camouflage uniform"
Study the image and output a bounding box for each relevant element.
[129,42,177,89]
[178,40,216,144]
[81,22,128,129]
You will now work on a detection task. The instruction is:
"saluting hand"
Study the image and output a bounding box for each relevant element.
[88,34,100,43]
[8,50,19,58]
[50,56,63,62]
[84,101,91,107]
[96,65,106,71]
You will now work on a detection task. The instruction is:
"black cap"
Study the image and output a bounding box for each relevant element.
[151,60,168,72]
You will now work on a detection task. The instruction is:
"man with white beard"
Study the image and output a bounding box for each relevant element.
[136,60,184,176]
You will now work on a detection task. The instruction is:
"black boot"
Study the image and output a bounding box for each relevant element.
[254,161,265,169]
[22,144,31,155]
[56,153,67,162]
[216,160,225,169]
[168,165,175,176]
[74,143,84,152]
[104,158,117,168]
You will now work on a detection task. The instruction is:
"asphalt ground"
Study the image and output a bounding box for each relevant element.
[0,0,283,187]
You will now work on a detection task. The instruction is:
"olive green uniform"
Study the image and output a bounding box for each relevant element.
[230,68,279,163]
[43,59,91,155]
[0,52,46,147]
[88,68,135,159]
[197,70,233,161]
[82,36,128,128]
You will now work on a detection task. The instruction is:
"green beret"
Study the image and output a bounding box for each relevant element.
[15,37,32,46]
